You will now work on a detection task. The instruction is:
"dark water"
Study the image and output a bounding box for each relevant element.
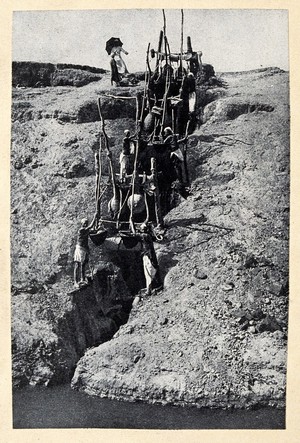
[13,385,285,429]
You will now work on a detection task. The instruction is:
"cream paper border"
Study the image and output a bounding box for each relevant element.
[0,0,299,441]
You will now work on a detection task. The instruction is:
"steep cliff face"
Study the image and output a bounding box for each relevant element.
[11,73,144,387]
[12,262,133,387]
[11,78,141,290]
[11,68,289,408]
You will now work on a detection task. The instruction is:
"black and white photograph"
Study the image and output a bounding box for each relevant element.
[2,2,296,435]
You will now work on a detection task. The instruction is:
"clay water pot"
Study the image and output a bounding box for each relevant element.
[143,112,155,133]
[108,196,120,217]
[127,194,146,214]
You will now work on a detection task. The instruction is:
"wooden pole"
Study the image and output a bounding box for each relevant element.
[144,193,150,224]
[146,42,152,75]
[161,66,170,132]
[140,43,151,121]
[180,9,184,70]
[183,120,190,186]
[151,157,164,228]
[94,151,100,217]
[128,96,141,234]
[162,10,168,66]
[156,30,163,71]
[172,108,175,132]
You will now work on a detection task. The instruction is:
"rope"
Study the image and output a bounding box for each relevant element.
[116,186,131,229]
[98,185,108,204]
[97,97,118,203]
[94,132,103,227]
[95,183,108,229]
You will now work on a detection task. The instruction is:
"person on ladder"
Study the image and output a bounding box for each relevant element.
[119,129,135,181]
[163,126,187,183]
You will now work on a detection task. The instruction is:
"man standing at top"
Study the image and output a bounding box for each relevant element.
[110,53,121,86]
[111,45,129,74]
[73,214,96,288]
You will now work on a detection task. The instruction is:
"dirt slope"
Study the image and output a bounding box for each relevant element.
[11,68,289,408]
[11,74,143,386]
[72,69,289,408]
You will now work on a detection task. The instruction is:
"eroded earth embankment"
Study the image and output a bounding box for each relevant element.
[11,68,289,408]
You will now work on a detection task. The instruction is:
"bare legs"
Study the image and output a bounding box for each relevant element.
[74,261,87,286]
